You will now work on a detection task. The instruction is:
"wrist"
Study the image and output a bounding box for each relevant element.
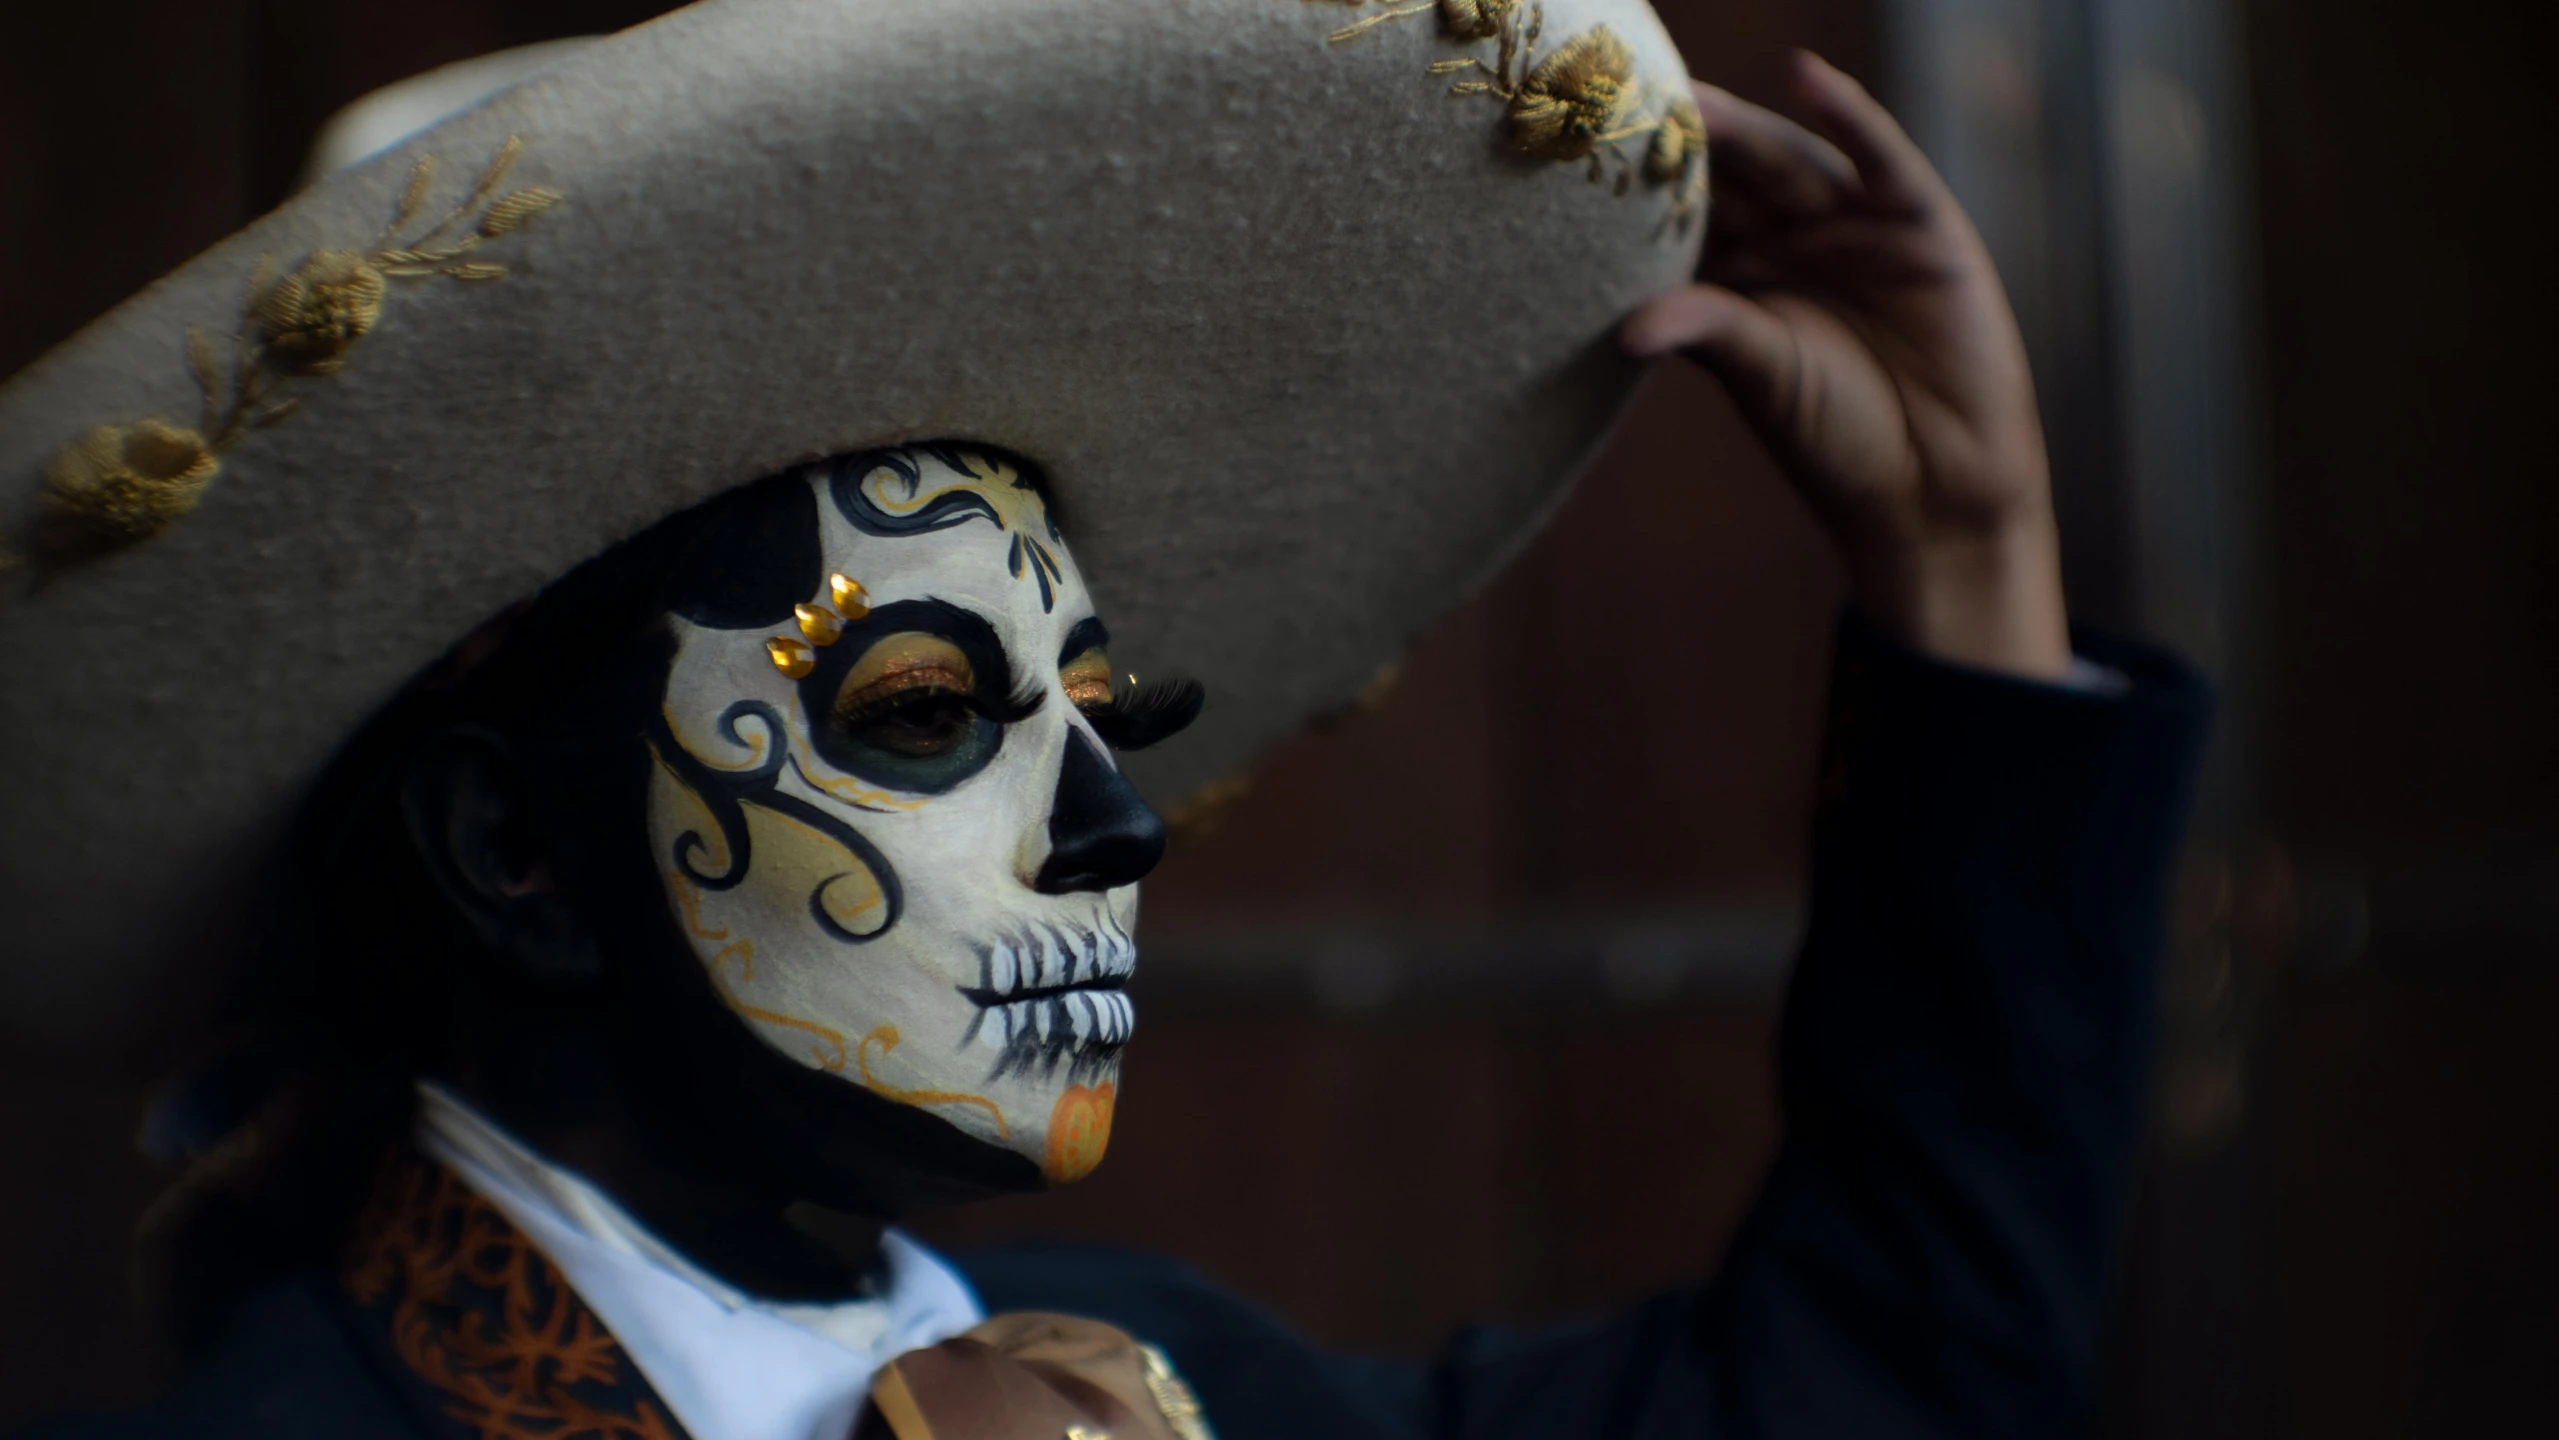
[1846,513,2072,682]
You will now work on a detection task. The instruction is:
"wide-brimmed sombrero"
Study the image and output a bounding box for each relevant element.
[0,0,1703,1042]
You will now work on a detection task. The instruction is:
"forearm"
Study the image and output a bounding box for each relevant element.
[1700,616,2211,1437]
[1842,509,2072,684]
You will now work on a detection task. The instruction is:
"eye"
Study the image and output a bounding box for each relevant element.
[1061,646,1116,713]
[831,636,981,759]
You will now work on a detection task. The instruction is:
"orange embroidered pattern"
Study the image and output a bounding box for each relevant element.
[342,1156,684,1440]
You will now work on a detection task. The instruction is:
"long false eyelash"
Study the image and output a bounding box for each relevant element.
[990,683,1048,725]
[976,630,1046,724]
[1086,677,1205,751]
[835,675,1045,729]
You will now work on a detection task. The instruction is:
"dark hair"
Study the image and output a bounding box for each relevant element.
[132,469,823,1341]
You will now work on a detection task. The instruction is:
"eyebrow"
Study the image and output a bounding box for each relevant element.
[1058,617,1109,668]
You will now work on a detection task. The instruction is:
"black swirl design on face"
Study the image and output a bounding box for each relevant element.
[825,444,1069,613]
[1004,530,1068,613]
[644,442,1082,957]
[828,447,1002,538]
[648,698,905,943]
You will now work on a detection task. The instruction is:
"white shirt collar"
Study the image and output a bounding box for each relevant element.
[414,1081,983,1440]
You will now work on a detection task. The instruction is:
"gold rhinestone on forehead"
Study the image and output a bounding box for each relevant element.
[766,636,817,679]
[795,603,845,646]
[763,575,875,678]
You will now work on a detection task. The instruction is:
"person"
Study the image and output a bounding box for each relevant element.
[2,4,2206,1437]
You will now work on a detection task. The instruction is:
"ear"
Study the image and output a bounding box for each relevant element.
[401,726,604,988]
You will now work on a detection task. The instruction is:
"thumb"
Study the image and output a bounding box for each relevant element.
[1619,285,1804,435]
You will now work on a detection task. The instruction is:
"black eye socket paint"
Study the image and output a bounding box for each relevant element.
[1057,616,1109,668]
[794,599,1041,794]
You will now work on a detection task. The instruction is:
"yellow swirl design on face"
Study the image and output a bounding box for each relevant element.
[856,450,1051,536]
[744,802,890,940]
[855,1026,1009,1138]
[667,868,850,1073]
[651,747,735,877]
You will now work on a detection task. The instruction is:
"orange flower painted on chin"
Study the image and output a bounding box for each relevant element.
[1044,1082,1116,1183]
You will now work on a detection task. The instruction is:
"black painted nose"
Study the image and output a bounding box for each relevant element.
[1034,729,1167,894]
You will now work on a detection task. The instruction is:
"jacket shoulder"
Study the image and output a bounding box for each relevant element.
[957,1242,1427,1440]
[11,1276,417,1440]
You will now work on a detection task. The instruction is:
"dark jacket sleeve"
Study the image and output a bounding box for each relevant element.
[9,1275,424,1440]
[1418,617,2214,1439]
[968,619,2213,1440]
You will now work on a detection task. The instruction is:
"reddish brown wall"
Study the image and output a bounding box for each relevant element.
[2245,0,2559,1430]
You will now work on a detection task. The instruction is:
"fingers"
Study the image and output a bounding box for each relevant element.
[1618,285,1803,428]
[1691,80,1860,220]
[1787,51,1951,217]
[1698,249,1792,294]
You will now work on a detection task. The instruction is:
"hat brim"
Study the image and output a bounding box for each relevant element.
[0,0,1701,1040]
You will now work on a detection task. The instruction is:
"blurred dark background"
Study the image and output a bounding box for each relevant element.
[2,0,2552,1432]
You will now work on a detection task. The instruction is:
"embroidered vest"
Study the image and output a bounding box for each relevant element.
[338,1153,1213,1440]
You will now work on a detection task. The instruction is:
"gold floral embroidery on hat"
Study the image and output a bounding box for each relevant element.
[1309,1,1707,225]
[1138,1343,1219,1440]
[15,137,558,573]
[37,420,222,558]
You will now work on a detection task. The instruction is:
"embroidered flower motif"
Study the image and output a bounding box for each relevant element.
[255,250,388,375]
[14,138,557,576]
[476,185,562,239]
[1506,25,1637,161]
[1647,92,1704,183]
[343,1155,682,1440]
[1436,0,1514,40]
[38,419,221,555]
[1315,3,1706,228]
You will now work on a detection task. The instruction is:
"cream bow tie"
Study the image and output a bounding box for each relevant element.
[858,1313,1215,1440]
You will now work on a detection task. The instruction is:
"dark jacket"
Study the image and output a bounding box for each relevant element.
[20,619,2212,1440]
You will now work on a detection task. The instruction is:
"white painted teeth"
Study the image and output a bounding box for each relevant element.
[977,989,1136,1049]
[1060,990,1135,1045]
[979,922,1138,997]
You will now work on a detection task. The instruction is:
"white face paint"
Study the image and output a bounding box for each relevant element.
[645,446,1159,1184]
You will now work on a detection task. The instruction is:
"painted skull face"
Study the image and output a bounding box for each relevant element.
[644,445,1193,1184]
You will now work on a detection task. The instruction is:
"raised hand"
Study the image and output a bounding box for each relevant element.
[1623,52,2071,681]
